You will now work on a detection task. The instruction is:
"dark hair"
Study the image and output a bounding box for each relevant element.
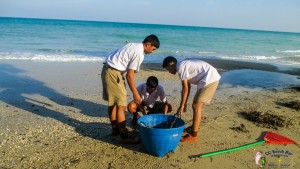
[143,34,160,48]
[162,56,177,68]
[146,76,158,88]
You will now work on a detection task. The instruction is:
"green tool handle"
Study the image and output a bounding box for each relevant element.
[198,140,266,158]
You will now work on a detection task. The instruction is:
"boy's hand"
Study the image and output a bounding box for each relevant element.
[177,104,187,115]
[174,112,181,118]
[183,104,187,112]
[138,104,147,115]
[133,93,141,104]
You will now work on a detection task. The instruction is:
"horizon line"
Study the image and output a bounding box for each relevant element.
[1,16,299,34]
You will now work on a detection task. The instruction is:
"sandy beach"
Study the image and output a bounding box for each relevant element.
[0,59,299,169]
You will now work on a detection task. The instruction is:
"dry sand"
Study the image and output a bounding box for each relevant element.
[0,59,299,169]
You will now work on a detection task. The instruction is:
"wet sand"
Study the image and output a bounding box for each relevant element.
[0,60,299,168]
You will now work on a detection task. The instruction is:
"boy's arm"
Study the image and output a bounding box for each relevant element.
[177,79,190,115]
[158,86,169,114]
[163,101,170,114]
[126,69,141,104]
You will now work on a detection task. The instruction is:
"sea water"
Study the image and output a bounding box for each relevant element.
[220,69,300,89]
[0,17,299,88]
[1,17,300,67]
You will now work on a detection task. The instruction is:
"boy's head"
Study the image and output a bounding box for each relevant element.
[143,34,160,54]
[162,56,177,75]
[146,76,158,93]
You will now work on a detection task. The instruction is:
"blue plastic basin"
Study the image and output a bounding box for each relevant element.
[138,114,185,157]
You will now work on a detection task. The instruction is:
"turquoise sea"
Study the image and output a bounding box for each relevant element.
[0,17,300,69]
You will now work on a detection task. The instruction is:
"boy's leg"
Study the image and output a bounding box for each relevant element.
[180,102,202,142]
[127,101,139,125]
[103,66,125,135]
[191,102,204,136]
[181,81,219,142]
[167,103,173,113]
[117,105,128,138]
[117,105,140,144]
[102,66,119,135]
[108,105,119,135]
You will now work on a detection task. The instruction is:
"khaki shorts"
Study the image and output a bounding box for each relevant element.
[193,81,219,104]
[101,66,127,106]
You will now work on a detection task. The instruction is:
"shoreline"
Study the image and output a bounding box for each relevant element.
[142,58,300,75]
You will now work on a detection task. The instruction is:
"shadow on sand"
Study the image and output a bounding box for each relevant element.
[0,63,145,154]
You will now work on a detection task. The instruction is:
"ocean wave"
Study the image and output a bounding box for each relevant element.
[37,48,103,56]
[277,56,300,64]
[38,48,76,53]
[276,50,300,53]
[0,52,105,62]
[218,55,300,66]
[1,52,299,66]
[154,50,216,55]
[220,55,281,60]
[198,51,216,54]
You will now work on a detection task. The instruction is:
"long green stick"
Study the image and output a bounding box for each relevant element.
[190,140,266,158]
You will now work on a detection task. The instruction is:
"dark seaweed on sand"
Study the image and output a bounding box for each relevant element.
[277,101,300,111]
[230,123,249,133]
[239,111,292,130]
[289,86,300,92]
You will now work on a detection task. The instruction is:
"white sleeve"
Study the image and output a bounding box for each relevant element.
[137,83,144,95]
[179,65,189,80]
[128,52,143,72]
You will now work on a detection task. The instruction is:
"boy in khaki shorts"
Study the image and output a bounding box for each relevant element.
[101,35,160,144]
[162,56,220,142]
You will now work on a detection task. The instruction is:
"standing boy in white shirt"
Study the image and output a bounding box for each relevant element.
[162,56,220,142]
[127,76,172,125]
[101,35,160,144]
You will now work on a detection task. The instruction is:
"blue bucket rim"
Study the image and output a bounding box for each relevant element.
[137,114,185,130]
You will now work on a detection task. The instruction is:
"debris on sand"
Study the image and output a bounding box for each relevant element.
[277,100,300,111]
[239,111,292,130]
[230,123,249,133]
[289,86,300,92]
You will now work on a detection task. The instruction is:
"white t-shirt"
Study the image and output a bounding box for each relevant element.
[137,83,167,108]
[106,43,144,73]
[177,59,221,90]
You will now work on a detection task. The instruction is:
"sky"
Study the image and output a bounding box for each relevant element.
[1,0,300,33]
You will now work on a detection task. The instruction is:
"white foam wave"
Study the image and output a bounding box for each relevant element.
[220,55,281,61]
[0,52,105,62]
[38,49,75,53]
[171,50,216,54]
[198,51,216,54]
[219,55,300,66]
[276,50,300,53]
